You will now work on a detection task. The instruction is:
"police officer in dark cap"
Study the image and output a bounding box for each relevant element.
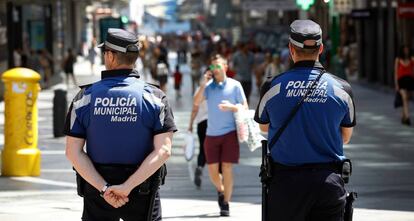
[65,28,177,221]
[255,20,356,220]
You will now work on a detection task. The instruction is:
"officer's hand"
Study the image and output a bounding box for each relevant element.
[103,192,128,208]
[106,184,132,199]
[104,188,129,208]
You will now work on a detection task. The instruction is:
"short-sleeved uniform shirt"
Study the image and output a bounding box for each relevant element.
[254,61,356,166]
[64,69,177,165]
[204,78,246,136]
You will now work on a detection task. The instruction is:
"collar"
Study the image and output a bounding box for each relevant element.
[211,77,228,88]
[292,60,324,70]
[101,69,139,79]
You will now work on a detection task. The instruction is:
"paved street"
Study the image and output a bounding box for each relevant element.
[0,55,413,220]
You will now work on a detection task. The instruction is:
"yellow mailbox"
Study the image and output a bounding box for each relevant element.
[1,68,41,176]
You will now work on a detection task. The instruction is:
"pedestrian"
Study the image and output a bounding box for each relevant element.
[254,20,356,221]
[62,48,78,88]
[173,64,183,98]
[27,49,41,72]
[88,39,97,74]
[39,49,53,88]
[188,98,208,188]
[193,54,248,216]
[64,28,177,221]
[331,46,347,81]
[190,49,202,94]
[264,53,284,80]
[13,48,22,67]
[155,43,170,92]
[255,52,272,90]
[231,42,255,103]
[394,45,414,125]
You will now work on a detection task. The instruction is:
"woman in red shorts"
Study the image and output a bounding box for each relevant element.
[395,45,414,125]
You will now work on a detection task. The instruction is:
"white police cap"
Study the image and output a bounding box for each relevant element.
[98,28,139,53]
[289,20,322,49]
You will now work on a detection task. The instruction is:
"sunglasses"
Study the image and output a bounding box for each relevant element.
[209,64,222,70]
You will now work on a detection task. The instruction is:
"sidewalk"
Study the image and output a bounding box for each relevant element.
[0,55,413,220]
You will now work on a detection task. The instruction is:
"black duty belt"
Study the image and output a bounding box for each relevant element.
[271,162,341,174]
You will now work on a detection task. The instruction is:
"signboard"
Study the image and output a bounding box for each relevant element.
[99,17,123,44]
[242,0,298,11]
[398,3,414,18]
[29,20,46,50]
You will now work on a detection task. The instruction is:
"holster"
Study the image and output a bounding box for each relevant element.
[344,191,357,221]
[260,154,273,185]
[340,159,352,184]
[341,159,356,221]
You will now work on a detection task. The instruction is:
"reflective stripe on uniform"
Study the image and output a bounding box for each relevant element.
[70,94,91,130]
[258,83,281,119]
[143,92,165,126]
[333,85,354,122]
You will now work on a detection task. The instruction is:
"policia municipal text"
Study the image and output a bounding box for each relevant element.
[65,29,177,221]
[255,20,356,221]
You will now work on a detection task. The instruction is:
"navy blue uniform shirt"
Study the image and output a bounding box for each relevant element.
[254,61,356,166]
[64,69,177,165]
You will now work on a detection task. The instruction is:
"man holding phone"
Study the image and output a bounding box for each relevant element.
[193,54,248,216]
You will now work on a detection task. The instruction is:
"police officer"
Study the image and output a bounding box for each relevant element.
[254,20,356,221]
[65,28,177,221]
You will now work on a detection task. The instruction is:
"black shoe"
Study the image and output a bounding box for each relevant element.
[220,202,230,216]
[402,117,411,126]
[194,167,202,187]
[217,191,225,207]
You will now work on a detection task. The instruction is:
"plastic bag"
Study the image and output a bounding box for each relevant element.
[234,107,264,152]
[394,91,403,108]
[183,131,195,161]
[234,106,249,143]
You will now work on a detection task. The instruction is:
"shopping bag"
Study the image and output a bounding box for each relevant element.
[394,91,403,108]
[234,105,249,143]
[234,106,264,152]
[244,110,265,152]
[183,131,195,161]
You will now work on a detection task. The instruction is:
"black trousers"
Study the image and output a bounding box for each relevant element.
[267,168,346,221]
[82,190,161,221]
[241,81,252,103]
[81,165,162,221]
[197,120,207,168]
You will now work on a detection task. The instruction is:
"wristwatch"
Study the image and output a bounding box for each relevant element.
[100,183,111,197]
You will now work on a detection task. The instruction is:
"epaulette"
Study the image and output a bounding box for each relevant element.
[145,82,160,89]
[129,70,141,79]
[79,83,93,89]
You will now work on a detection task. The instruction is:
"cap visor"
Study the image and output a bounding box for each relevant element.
[97,43,104,48]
